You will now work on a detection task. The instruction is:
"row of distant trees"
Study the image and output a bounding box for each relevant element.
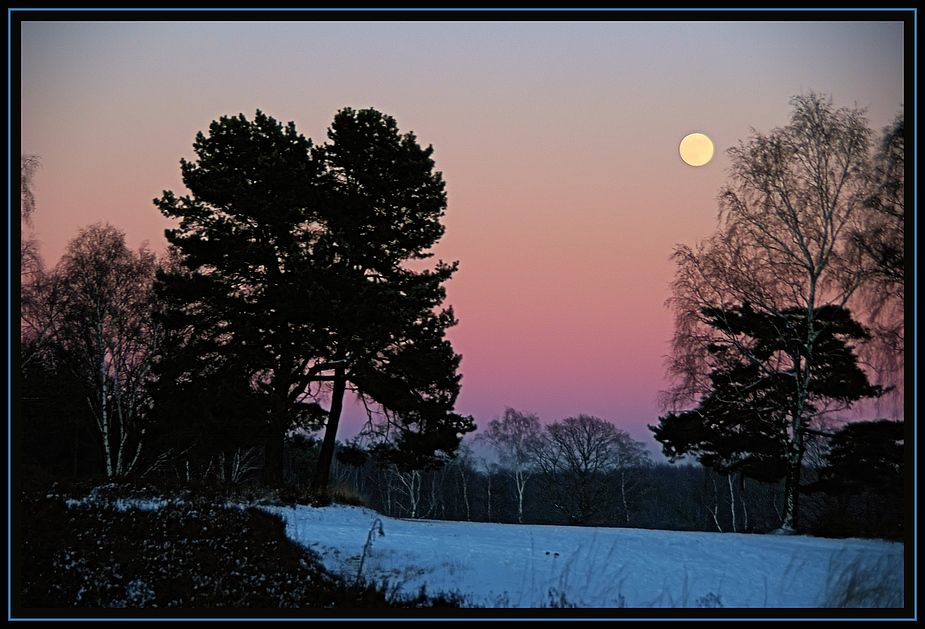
[477,410,651,526]
[284,408,901,539]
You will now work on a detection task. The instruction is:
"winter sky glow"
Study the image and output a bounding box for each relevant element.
[18,13,907,452]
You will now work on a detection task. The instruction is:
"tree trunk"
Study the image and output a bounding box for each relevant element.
[621,469,631,526]
[739,473,750,532]
[72,427,79,478]
[780,443,803,533]
[459,466,471,521]
[728,473,737,533]
[485,466,492,522]
[262,429,285,487]
[514,468,526,524]
[311,367,346,496]
[779,401,808,533]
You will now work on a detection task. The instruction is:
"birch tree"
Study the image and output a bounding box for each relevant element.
[20,153,42,279]
[20,153,49,372]
[476,408,543,523]
[653,93,893,532]
[52,224,161,477]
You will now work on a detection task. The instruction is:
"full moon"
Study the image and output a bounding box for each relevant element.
[679,132,714,166]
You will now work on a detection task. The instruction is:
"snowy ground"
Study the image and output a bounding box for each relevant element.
[264,503,905,611]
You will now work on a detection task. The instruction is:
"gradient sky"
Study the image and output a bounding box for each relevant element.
[18,15,907,454]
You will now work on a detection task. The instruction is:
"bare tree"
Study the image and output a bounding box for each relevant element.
[50,223,162,477]
[20,153,48,370]
[444,442,476,521]
[851,110,905,413]
[659,93,891,532]
[386,466,425,519]
[20,153,41,226]
[20,153,43,285]
[611,432,652,526]
[21,260,68,373]
[476,407,543,523]
[535,414,650,526]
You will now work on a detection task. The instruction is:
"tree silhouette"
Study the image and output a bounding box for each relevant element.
[49,224,161,477]
[476,408,543,523]
[535,415,650,526]
[155,109,472,489]
[652,303,881,486]
[306,108,473,493]
[155,111,323,485]
[851,111,905,411]
[806,419,904,539]
[658,93,897,531]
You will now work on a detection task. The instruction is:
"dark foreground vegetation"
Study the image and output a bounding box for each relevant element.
[15,477,462,614]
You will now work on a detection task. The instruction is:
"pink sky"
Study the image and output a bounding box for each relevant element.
[18,16,907,453]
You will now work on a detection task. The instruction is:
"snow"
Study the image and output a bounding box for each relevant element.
[264,503,906,611]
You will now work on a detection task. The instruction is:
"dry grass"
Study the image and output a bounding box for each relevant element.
[818,550,904,609]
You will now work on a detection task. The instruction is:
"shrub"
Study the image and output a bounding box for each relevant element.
[330,483,365,507]
[14,480,456,612]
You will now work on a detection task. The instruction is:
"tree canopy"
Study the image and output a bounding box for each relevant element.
[154,109,473,490]
[651,303,881,483]
[536,414,651,526]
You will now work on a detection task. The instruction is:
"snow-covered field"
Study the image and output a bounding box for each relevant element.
[264,503,905,611]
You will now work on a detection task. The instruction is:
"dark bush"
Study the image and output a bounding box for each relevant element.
[15,480,460,614]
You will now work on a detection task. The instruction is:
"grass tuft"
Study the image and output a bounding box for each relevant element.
[818,550,904,609]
